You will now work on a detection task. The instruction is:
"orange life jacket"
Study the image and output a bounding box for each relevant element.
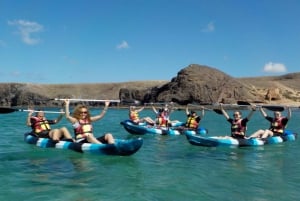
[74,119,93,139]
[186,116,199,129]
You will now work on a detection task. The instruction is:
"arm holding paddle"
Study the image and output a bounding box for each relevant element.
[219,104,229,120]
[26,109,34,126]
[90,101,110,122]
[259,106,267,118]
[152,104,158,114]
[54,109,65,123]
[64,99,75,123]
[287,106,292,120]
[246,105,257,120]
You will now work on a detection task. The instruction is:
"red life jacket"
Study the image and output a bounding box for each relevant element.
[231,119,246,136]
[31,116,51,134]
[157,112,168,127]
[270,117,285,134]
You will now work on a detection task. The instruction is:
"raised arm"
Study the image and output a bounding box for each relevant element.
[54,109,64,123]
[185,106,190,115]
[91,101,110,122]
[26,109,34,126]
[137,106,145,112]
[286,106,292,120]
[246,105,256,120]
[152,105,158,114]
[219,104,229,120]
[259,107,267,118]
[199,107,205,118]
[64,99,77,124]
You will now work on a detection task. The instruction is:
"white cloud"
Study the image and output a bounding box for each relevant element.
[263,62,287,73]
[201,21,215,32]
[8,19,44,45]
[116,40,129,49]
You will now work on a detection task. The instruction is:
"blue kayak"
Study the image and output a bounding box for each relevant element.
[24,133,143,156]
[120,120,208,136]
[120,120,181,135]
[185,130,297,147]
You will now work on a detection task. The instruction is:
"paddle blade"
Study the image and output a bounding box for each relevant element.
[0,107,17,114]
[213,109,223,115]
[262,105,285,112]
[237,101,251,106]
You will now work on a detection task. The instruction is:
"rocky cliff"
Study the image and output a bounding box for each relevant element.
[141,64,258,104]
[1,64,300,107]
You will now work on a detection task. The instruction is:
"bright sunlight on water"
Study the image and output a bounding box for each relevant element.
[0,107,300,201]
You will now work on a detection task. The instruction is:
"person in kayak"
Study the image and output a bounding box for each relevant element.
[26,109,74,142]
[185,105,204,130]
[219,103,256,139]
[152,103,180,127]
[152,107,168,127]
[64,99,115,144]
[248,106,291,140]
[129,106,155,125]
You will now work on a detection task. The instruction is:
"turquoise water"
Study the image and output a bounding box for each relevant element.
[1,108,300,201]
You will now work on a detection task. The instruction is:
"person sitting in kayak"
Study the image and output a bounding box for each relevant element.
[129,106,155,125]
[153,107,169,127]
[152,103,181,127]
[248,106,291,140]
[64,99,115,144]
[26,109,74,142]
[185,106,204,130]
[219,103,256,139]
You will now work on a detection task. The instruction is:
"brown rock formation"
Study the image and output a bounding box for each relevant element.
[265,88,281,101]
[137,64,259,104]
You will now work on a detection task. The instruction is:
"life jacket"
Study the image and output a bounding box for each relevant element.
[270,117,285,134]
[157,112,168,127]
[74,119,93,139]
[231,119,246,136]
[31,116,51,134]
[186,115,199,129]
[129,111,139,122]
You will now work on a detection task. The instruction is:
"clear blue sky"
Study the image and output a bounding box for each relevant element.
[1,0,299,84]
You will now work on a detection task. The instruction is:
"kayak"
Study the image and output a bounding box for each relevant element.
[120,120,181,135]
[120,119,208,136]
[24,132,143,156]
[185,130,297,147]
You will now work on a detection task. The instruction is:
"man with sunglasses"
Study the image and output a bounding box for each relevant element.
[248,106,292,140]
[26,110,74,142]
[219,103,256,139]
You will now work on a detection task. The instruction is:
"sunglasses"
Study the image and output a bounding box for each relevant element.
[80,111,88,114]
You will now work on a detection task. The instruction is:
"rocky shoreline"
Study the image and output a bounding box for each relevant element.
[1,64,300,108]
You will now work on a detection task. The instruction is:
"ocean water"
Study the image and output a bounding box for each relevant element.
[0,107,300,201]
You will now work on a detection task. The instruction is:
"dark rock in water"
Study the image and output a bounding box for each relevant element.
[120,64,257,104]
